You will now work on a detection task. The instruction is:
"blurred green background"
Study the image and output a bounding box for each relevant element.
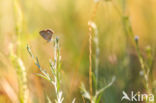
[0,0,156,103]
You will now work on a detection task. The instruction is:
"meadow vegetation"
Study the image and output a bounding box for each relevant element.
[0,0,156,103]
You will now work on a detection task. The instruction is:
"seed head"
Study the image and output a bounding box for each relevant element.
[135,35,139,44]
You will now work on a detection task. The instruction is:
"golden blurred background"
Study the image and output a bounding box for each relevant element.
[0,0,156,103]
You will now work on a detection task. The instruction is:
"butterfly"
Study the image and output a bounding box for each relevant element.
[39,29,54,42]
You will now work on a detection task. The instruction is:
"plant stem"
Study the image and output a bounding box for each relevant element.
[88,2,100,103]
[88,24,93,103]
[13,0,29,103]
[113,0,152,98]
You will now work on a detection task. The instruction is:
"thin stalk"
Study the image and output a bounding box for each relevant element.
[13,0,29,103]
[94,28,99,92]
[88,2,100,103]
[135,40,151,95]
[54,38,62,102]
[14,0,23,57]
[88,24,93,103]
[27,37,64,103]
[112,0,152,99]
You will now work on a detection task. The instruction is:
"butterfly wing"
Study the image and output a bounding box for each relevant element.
[39,29,53,42]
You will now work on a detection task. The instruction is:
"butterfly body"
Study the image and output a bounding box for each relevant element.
[39,29,54,42]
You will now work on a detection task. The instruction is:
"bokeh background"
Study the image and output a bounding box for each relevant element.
[0,0,156,103]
